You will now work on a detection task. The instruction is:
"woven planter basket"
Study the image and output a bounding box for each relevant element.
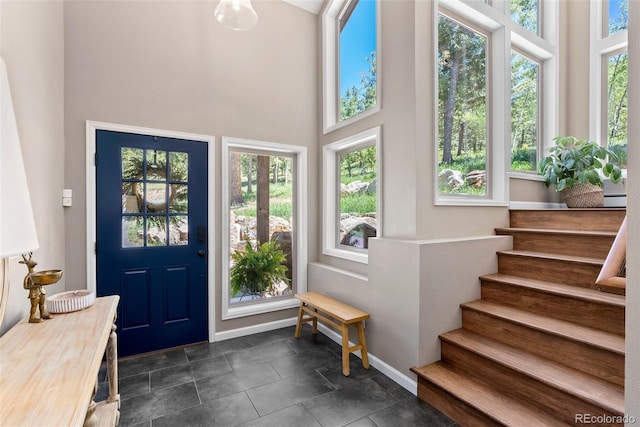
[562,183,604,208]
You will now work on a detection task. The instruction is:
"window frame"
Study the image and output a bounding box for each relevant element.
[221,137,307,320]
[323,126,382,263]
[435,0,558,206]
[322,0,382,134]
[589,0,628,151]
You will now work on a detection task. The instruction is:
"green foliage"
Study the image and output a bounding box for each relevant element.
[511,145,536,171]
[270,202,292,220]
[340,146,376,179]
[538,136,623,191]
[608,52,628,148]
[510,0,539,33]
[340,193,377,215]
[340,52,377,121]
[230,240,289,297]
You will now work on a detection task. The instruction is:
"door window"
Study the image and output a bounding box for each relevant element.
[121,148,189,247]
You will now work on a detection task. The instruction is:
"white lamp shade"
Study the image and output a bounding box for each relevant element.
[214,0,258,31]
[0,57,39,258]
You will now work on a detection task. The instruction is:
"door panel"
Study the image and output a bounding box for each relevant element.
[96,130,208,357]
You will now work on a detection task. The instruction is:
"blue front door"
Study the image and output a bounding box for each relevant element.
[96,130,208,357]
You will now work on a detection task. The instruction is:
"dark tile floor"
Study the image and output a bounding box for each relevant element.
[99,325,456,427]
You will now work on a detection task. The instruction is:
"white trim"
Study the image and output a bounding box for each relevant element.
[85,120,217,342]
[507,171,546,181]
[317,323,417,395]
[213,316,299,342]
[322,126,382,263]
[509,201,565,210]
[220,137,308,320]
[322,0,382,134]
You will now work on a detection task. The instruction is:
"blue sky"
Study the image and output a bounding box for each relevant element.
[339,0,376,97]
[609,0,627,31]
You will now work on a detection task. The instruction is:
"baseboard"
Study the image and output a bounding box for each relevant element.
[317,323,418,396]
[213,317,298,341]
[212,318,418,396]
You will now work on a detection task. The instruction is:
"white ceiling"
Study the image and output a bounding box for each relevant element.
[282,0,324,15]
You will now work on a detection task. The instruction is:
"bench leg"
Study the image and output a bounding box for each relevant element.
[294,303,305,338]
[356,322,370,369]
[341,323,350,376]
[312,308,318,334]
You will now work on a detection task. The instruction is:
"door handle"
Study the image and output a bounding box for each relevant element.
[197,250,206,257]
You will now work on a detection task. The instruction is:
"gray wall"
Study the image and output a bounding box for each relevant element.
[626,0,639,419]
[0,1,65,334]
[63,0,318,332]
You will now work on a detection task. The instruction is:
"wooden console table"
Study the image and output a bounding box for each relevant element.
[0,295,120,426]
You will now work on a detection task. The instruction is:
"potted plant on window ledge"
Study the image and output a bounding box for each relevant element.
[230,240,290,301]
[538,136,623,208]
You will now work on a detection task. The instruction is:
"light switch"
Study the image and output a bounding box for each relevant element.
[62,189,72,207]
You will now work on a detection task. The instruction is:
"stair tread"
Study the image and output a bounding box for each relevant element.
[497,249,604,265]
[440,328,625,414]
[461,300,625,355]
[495,227,617,237]
[412,362,572,426]
[481,273,625,307]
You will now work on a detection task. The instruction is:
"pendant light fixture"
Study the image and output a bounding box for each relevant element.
[214,0,258,31]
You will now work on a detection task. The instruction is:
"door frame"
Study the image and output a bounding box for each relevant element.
[86,120,216,342]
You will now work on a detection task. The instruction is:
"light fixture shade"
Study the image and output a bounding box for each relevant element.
[0,57,39,258]
[214,0,258,31]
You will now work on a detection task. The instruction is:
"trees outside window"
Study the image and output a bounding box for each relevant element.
[591,0,627,164]
[437,13,488,196]
[323,0,380,132]
[511,52,539,172]
[222,138,307,319]
[323,127,381,263]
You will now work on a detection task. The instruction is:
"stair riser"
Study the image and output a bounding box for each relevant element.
[498,254,601,287]
[440,341,623,423]
[416,377,503,427]
[481,281,625,336]
[505,232,614,259]
[462,309,624,386]
[509,210,626,232]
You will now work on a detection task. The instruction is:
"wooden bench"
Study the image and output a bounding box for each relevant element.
[294,291,370,376]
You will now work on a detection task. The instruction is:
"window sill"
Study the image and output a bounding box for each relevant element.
[507,171,546,181]
[323,105,380,135]
[435,197,509,207]
[322,247,369,264]
[222,297,299,320]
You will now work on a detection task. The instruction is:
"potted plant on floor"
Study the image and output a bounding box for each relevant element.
[230,239,290,300]
[538,136,623,208]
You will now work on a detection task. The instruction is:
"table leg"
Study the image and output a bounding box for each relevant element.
[106,323,120,408]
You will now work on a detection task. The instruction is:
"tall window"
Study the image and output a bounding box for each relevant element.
[511,52,539,172]
[437,13,489,197]
[339,0,377,122]
[436,0,557,204]
[591,0,628,167]
[323,0,380,132]
[323,127,381,263]
[222,138,307,319]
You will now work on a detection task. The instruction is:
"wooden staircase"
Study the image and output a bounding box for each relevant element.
[411,209,626,426]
